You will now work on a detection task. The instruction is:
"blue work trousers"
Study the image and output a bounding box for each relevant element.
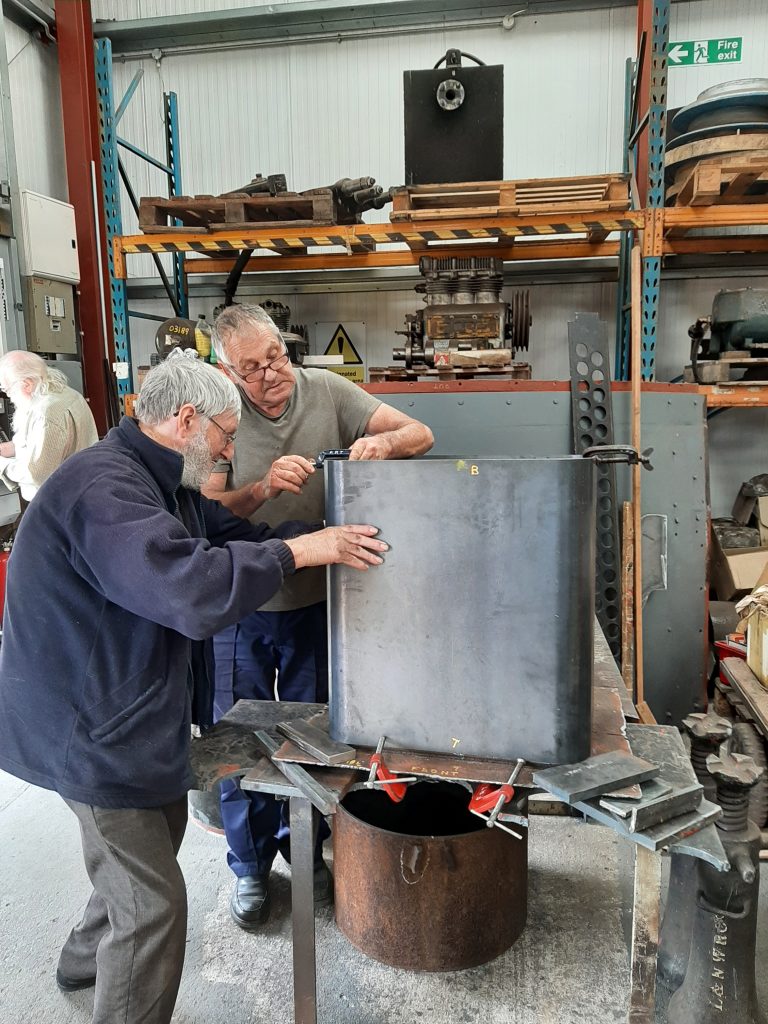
[214,602,330,877]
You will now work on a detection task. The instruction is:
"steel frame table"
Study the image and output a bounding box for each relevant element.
[190,625,664,1024]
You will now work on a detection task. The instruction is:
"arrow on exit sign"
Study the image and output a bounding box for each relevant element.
[668,37,742,66]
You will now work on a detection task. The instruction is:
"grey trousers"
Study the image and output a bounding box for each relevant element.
[59,796,188,1024]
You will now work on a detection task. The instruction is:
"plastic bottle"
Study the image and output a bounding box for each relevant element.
[194,314,212,361]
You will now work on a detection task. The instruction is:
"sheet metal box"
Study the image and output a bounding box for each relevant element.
[325,457,595,765]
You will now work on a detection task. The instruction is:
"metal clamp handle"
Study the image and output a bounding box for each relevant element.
[582,444,654,470]
[315,449,351,468]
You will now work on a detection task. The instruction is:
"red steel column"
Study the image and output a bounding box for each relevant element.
[55,0,113,434]
[635,0,652,207]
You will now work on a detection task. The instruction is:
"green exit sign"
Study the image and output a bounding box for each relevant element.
[668,37,743,66]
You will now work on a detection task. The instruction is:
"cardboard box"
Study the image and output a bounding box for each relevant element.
[710,531,768,600]
[124,393,138,418]
[747,606,768,688]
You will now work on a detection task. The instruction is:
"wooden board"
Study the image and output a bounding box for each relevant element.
[722,656,768,736]
[665,133,768,173]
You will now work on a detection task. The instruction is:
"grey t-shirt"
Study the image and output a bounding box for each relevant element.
[215,367,382,612]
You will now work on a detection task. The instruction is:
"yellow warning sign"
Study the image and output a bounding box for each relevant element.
[323,323,364,383]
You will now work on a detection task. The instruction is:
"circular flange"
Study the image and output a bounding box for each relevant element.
[672,85,768,134]
[436,78,465,111]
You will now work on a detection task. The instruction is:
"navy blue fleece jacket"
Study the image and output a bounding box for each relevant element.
[0,416,310,808]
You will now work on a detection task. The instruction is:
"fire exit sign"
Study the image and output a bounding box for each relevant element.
[668,37,742,66]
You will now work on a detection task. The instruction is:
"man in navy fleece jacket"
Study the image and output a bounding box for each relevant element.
[0,357,386,1024]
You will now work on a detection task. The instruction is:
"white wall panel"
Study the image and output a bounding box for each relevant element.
[6,20,67,201]
[93,0,302,20]
[669,0,768,110]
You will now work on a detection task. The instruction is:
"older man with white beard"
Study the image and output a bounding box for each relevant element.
[0,349,98,501]
[0,357,387,1024]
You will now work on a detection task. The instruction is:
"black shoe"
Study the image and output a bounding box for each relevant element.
[230,873,271,930]
[56,969,96,992]
[313,862,334,908]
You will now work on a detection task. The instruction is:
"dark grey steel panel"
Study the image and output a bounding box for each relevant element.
[372,389,707,726]
[325,457,595,765]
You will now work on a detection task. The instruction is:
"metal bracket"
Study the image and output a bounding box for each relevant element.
[315,448,351,467]
[583,444,654,470]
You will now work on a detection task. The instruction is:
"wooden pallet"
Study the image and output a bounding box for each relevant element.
[684,356,768,384]
[368,362,532,383]
[139,190,336,232]
[668,152,768,207]
[389,174,630,222]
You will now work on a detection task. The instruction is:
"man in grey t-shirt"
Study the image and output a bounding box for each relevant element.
[204,304,433,930]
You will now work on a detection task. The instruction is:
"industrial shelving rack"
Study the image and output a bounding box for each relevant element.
[107,0,768,410]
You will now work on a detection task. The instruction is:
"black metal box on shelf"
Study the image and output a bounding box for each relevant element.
[403,49,503,186]
[324,457,595,765]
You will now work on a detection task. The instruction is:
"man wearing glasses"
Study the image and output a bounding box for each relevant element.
[204,303,433,930]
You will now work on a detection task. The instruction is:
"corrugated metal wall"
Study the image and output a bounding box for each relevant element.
[92,0,296,19]
[6,20,66,200]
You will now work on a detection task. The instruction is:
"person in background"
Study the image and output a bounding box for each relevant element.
[0,356,387,1024]
[0,350,98,502]
[203,303,434,930]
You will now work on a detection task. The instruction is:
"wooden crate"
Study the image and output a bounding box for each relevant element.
[668,152,768,207]
[138,190,336,233]
[389,174,630,222]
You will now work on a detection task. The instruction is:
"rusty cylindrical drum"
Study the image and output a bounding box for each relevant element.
[333,780,528,971]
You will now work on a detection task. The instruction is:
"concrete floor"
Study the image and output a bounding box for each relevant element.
[1,770,766,1024]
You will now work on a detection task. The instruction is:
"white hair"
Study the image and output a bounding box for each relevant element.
[0,350,68,396]
[135,355,241,426]
[211,304,281,364]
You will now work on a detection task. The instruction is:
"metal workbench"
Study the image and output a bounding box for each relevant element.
[187,626,674,1024]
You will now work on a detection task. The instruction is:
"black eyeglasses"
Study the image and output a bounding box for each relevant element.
[225,342,291,384]
[172,408,237,446]
[206,414,237,446]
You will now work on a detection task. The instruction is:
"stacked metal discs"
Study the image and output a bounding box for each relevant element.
[665,79,768,205]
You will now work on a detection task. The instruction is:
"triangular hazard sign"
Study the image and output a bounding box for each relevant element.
[323,324,362,365]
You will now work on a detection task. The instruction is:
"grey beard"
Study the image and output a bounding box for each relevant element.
[181,429,214,490]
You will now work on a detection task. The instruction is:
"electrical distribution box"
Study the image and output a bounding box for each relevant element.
[23,277,78,355]
[19,190,80,283]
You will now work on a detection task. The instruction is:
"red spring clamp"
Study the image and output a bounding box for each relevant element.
[366,736,412,802]
[468,758,526,838]
[469,781,515,815]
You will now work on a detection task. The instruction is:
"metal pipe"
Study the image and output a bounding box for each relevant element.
[114,68,144,127]
[116,136,173,176]
[100,18,505,62]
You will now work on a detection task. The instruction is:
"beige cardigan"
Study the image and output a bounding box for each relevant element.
[0,387,98,500]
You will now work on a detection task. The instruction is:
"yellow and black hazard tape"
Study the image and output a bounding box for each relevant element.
[120,217,641,256]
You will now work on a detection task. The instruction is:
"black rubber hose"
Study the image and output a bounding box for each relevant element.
[224,248,254,306]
